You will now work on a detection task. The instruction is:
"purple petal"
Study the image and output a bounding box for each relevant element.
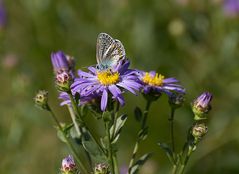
[163,78,179,83]
[117,82,136,95]
[77,70,95,78]
[88,66,97,73]
[101,89,108,111]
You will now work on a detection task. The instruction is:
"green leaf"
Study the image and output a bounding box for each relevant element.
[134,107,142,122]
[157,142,175,164]
[138,127,148,140]
[70,126,81,139]
[82,132,107,163]
[57,130,67,143]
[130,153,152,174]
[110,114,127,144]
[55,123,73,143]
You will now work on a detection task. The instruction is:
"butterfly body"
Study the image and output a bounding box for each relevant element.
[96,33,126,71]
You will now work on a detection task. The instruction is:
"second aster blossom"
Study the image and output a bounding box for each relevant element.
[137,70,185,100]
[71,60,142,111]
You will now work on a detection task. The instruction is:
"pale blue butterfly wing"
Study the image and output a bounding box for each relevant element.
[96,33,125,70]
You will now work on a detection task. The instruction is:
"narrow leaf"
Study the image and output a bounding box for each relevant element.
[130,153,152,174]
[157,142,175,164]
[134,107,142,122]
[110,114,127,143]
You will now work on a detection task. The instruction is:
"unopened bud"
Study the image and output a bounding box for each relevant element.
[34,90,49,110]
[192,92,212,120]
[94,163,109,174]
[168,92,185,109]
[51,51,69,73]
[55,71,73,92]
[61,155,77,174]
[192,123,208,143]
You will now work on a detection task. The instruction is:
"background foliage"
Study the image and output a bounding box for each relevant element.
[1,0,239,173]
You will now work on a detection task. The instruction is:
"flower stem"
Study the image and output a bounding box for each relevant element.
[105,121,115,174]
[68,91,105,155]
[67,105,92,169]
[47,105,88,174]
[177,146,193,174]
[112,102,120,174]
[169,108,175,153]
[128,100,152,173]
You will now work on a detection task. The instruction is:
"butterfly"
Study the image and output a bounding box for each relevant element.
[96,33,126,70]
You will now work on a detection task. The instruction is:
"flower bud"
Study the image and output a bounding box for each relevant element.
[168,92,185,109]
[55,71,73,92]
[34,90,49,110]
[94,163,110,174]
[61,155,77,174]
[192,92,212,120]
[192,123,208,143]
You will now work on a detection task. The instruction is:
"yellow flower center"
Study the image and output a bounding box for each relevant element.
[142,72,165,86]
[97,70,120,85]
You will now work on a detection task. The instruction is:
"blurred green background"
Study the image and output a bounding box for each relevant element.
[1,0,239,173]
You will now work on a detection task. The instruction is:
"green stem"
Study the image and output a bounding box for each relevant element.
[128,100,152,173]
[169,108,175,153]
[112,102,120,174]
[177,146,193,174]
[68,91,105,155]
[128,139,140,173]
[105,121,115,174]
[67,105,81,137]
[67,105,93,169]
[48,106,88,174]
[172,165,177,174]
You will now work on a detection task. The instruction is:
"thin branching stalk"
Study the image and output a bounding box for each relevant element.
[68,91,106,155]
[105,121,115,174]
[177,146,193,174]
[128,100,152,173]
[112,102,120,174]
[169,108,175,153]
[67,105,92,169]
[47,106,88,174]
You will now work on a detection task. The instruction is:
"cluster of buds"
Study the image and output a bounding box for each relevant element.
[61,155,78,174]
[34,90,49,110]
[192,92,213,120]
[51,51,75,92]
[94,163,110,174]
[190,92,212,143]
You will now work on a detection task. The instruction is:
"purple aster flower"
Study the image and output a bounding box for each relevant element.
[192,92,212,120]
[71,60,142,111]
[61,155,77,173]
[137,70,185,97]
[224,0,239,18]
